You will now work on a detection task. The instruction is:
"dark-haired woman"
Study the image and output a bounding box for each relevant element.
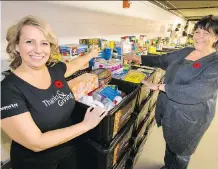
[125,15,218,169]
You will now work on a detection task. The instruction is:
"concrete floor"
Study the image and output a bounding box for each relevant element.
[135,101,218,169]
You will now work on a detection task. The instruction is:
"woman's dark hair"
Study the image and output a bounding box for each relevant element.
[194,15,218,49]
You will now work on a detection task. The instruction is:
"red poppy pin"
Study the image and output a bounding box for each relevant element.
[54,80,64,89]
[193,62,201,69]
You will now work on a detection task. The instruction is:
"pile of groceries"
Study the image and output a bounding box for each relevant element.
[63,35,169,169]
[67,68,127,111]
[64,36,164,111]
[79,85,126,111]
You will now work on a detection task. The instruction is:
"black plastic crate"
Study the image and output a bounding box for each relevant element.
[149,90,159,111]
[72,78,140,147]
[127,135,148,169]
[147,104,156,124]
[1,160,11,169]
[77,119,134,169]
[145,116,156,138]
[152,68,165,84]
[133,93,153,131]
[130,65,156,108]
[111,148,131,169]
[130,117,150,149]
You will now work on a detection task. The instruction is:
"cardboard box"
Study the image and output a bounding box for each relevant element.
[67,73,99,100]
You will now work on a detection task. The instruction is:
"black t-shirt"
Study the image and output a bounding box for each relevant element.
[1,62,76,167]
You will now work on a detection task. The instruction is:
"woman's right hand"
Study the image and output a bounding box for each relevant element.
[82,106,108,130]
[124,52,141,63]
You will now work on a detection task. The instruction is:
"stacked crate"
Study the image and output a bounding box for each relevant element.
[126,68,165,169]
[73,78,141,169]
[66,67,165,169]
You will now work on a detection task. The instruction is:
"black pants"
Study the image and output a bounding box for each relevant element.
[11,145,78,169]
[56,148,78,169]
[164,144,191,169]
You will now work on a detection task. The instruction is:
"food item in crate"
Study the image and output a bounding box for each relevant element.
[135,99,151,130]
[90,68,112,85]
[123,64,131,71]
[112,71,128,80]
[149,91,159,110]
[138,84,151,106]
[136,68,154,74]
[78,96,105,108]
[113,125,133,166]
[113,110,122,137]
[113,100,135,137]
[102,98,116,111]
[123,70,146,83]
[67,73,98,100]
[99,86,121,101]
[112,148,130,169]
[79,85,126,111]
[93,58,123,73]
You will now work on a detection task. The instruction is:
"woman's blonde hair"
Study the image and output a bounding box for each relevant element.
[6,15,60,70]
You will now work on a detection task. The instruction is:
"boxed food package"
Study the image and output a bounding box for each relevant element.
[59,44,78,57]
[79,38,101,51]
[94,59,123,73]
[90,68,112,86]
[122,70,146,84]
[77,44,89,56]
[112,148,131,169]
[59,44,89,63]
[101,39,109,50]
[67,73,99,100]
[134,96,152,131]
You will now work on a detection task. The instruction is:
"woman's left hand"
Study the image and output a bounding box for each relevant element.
[142,81,166,92]
[142,81,159,91]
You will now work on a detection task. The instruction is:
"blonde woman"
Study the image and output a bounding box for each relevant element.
[1,15,107,169]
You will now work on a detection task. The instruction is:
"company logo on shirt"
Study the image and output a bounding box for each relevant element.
[42,90,74,107]
[0,103,18,111]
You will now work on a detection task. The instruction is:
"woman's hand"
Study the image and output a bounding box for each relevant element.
[142,80,166,92]
[88,47,99,59]
[64,46,99,78]
[124,52,141,63]
[82,106,108,130]
[143,81,159,91]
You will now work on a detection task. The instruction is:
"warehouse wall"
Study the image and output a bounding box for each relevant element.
[1,1,185,70]
[1,1,185,162]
